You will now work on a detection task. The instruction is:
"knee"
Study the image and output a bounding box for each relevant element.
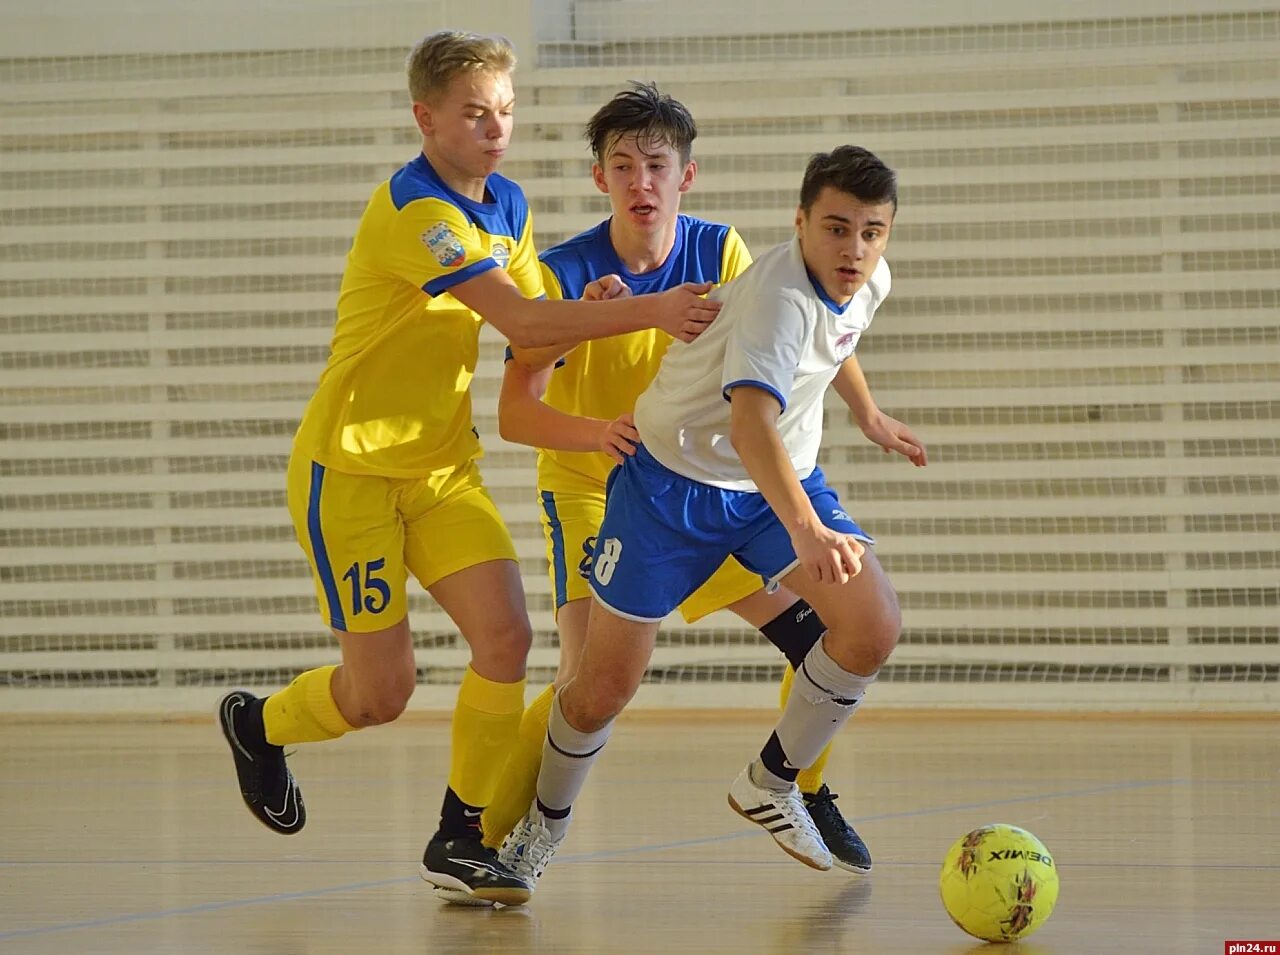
[501,618,535,660]
[472,615,534,663]
[552,661,577,691]
[862,592,902,668]
[361,697,409,726]
[824,589,902,673]
[873,591,903,652]
[560,675,634,732]
[349,674,416,727]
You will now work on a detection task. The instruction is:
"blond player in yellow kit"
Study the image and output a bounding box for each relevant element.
[482,84,872,874]
[214,36,719,908]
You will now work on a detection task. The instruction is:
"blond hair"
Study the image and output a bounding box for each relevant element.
[406,31,516,103]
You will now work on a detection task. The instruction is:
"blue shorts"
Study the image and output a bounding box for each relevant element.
[588,445,873,622]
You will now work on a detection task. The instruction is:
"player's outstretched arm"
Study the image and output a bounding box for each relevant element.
[450,268,719,349]
[498,273,640,461]
[498,357,623,455]
[729,386,864,584]
[506,272,634,372]
[833,356,927,467]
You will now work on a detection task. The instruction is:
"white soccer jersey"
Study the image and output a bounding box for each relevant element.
[635,236,890,491]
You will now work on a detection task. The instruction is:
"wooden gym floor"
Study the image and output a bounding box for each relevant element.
[0,712,1277,954]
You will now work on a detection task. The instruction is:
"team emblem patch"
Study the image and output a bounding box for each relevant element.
[421,222,466,267]
[490,242,511,270]
[834,331,858,361]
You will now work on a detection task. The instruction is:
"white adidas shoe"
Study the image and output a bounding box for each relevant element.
[497,807,565,889]
[727,764,832,870]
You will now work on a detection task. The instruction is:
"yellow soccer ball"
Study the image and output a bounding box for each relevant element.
[939,824,1059,942]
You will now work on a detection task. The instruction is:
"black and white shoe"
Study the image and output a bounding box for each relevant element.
[727,765,832,870]
[803,784,872,873]
[217,690,305,835]
[420,833,532,907]
[497,806,564,889]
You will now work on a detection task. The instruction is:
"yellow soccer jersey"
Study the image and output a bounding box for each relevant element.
[535,216,751,489]
[294,154,544,478]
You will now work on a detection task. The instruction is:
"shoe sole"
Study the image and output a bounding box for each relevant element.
[727,794,832,871]
[419,864,531,907]
[431,887,496,907]
[831,858,873,874]
[803,799,872,874]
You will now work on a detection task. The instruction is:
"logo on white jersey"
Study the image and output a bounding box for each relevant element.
[421,221,466,267]
[834,331,859,361]
[490,241,511,270]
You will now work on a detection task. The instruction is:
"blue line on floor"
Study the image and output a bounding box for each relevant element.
[0,878,410,941]
[0,776,1198,942]
[561,777,1189,863]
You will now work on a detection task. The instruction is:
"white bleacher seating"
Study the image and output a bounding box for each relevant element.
[2,10,1277,711]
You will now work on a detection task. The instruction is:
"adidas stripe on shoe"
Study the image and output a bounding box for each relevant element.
[727,764,831,870]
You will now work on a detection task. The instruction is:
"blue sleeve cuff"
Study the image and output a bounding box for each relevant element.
[424,257,499,296]
[723,379,786,411]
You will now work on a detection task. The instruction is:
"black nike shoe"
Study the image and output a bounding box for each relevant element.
[420,832,532,907]
[803,784,872,872]
[217,690,305,835]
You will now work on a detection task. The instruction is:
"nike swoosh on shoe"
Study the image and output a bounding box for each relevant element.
[221,696,256,762]
[445,858,519,881]
[264,777,302,830]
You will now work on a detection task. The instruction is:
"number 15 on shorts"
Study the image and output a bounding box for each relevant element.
[342,558,390,616]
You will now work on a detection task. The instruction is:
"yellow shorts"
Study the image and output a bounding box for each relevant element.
[538,480,762,624]
[287,450,517,634]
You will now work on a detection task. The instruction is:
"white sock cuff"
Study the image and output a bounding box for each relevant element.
[798,639,877,704]
[547,691,614,756]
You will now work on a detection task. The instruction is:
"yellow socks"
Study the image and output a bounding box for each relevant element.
[448,667,526,810]
[779,663,834,794]
[481,682,556,848]
[263,664,356,745]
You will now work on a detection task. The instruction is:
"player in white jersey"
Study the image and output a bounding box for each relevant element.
[501,146,927,889]
[482,84,868,876]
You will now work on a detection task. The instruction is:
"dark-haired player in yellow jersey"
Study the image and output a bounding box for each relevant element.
[215,34,719,908]
[480,83,872,877]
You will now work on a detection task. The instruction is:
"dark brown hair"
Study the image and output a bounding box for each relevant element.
[799,146,897,214]
[585,82,697,165]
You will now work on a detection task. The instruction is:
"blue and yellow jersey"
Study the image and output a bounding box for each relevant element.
[536,214,751,489]
[294,154,544,478]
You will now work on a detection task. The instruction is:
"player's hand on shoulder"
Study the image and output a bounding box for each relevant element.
[792,524,865,585]
[655,281,721,343]
[583,274,631,301]
[862,411,928,468]
[599,412,639,464]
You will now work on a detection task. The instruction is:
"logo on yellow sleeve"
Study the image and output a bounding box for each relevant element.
[421,221,466,267]
[490,242,510,270]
